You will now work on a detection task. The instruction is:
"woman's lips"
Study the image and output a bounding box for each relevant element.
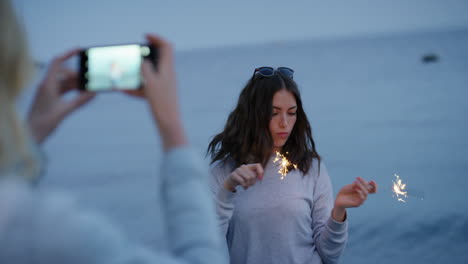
[277,132,289,138]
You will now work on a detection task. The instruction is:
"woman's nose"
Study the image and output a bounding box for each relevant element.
[279,114,288,128]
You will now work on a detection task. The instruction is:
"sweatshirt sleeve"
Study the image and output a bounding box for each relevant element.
[160,147,227,264]
[208,161,235,237]
[311,162,348,264]
[0,147,227,264]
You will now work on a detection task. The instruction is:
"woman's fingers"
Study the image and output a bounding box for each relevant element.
[56,48,81,63]
[231,172,247,189]
[337,177,378,209]
[48,48,80,77]
[369,180,378,194]
[141,60,157,85]
[231,163,264,190]
[64,92,96,116]
[233,169,255,188]
[355,177,369,196]
[59,69,78,94]
[122,89,145,98]
[145,34,173,69]
[354,177,378,203]
[351,178,368,203]
[357,178,378,194]
[250,163,264,180]
[229,163,266,191]
[239,166,257,187]
[354,187,365,200]
[243,163,264,180]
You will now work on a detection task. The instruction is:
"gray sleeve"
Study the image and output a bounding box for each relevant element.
[1,186,184,264]
[0,147,227,264]
[160,147,227,264]
[30,196,182,264]
[311,162,348,264]
[208,162,235,237]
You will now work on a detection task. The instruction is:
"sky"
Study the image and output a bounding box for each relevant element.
[12,0,468,62]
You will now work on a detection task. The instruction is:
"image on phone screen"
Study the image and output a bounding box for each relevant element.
[81,44,152,91]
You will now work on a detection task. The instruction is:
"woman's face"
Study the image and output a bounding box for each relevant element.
[269,89,297,151]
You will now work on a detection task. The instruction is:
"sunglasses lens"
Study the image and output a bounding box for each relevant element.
[256,67,275,77]
[254,67,294,79]
[277,67,294,79]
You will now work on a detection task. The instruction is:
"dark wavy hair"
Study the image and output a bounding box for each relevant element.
[207,71,321,175]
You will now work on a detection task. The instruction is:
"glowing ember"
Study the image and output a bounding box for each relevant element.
[273,151,297,180]
[392,174,408,202]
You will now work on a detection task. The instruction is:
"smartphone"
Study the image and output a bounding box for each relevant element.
[79,43,158,91]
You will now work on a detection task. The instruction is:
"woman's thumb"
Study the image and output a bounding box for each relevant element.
[141,60,156,84]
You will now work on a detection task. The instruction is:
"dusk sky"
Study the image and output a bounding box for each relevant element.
[12,0,468,62]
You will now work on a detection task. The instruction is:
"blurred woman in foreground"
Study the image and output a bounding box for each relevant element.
[0,0,225,263]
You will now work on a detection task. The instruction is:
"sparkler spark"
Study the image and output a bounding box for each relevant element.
[392,174,408,202]
[273,151,297,180]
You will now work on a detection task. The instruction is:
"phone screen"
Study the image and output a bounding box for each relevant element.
[80,44,153,91]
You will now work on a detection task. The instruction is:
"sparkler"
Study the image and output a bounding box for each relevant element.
[392,173,424,202]
[392,174,408,202]
[273,151,297,180]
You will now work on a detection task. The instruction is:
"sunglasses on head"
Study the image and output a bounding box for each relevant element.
[253,67,294,79]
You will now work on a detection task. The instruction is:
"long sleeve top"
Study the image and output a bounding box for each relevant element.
[209,157,348,264]
[0,147,227,264]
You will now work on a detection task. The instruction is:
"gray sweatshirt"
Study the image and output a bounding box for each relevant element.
[0,147,227,264]
[209,157,348,264]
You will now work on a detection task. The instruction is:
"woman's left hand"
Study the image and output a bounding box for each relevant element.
[28,49,95,144]
[332,177,377,222]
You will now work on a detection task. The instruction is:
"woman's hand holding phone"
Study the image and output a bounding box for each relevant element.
[133,34,188,151]
[28,49,95,144]
[28,33,186,151]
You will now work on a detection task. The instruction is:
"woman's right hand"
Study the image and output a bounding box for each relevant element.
[126,34,187,151]
[224,164,264,192]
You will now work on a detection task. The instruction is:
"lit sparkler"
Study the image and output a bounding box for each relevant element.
[392,174,408,202]
[273,151,297,180]
[391,173,424,202]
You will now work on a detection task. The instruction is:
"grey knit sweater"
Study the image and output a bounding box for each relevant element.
[210,157,348,264]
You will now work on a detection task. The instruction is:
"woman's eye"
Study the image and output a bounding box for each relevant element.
[272,112,279,116]
[288,112,297,116]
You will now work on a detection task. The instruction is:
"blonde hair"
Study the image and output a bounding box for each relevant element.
[0,0,40,180]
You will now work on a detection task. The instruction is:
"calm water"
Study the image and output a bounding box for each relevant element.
[24,29,468,263]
